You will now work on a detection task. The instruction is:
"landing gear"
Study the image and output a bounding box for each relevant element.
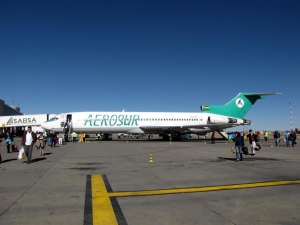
[102,133,112,140]
[162,135,170,141]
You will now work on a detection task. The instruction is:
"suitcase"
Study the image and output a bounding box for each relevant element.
[255,143,261,151]
[12,145,19,152]
[242,146,248,155]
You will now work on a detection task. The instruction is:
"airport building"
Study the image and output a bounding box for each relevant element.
[0,99,50,136]
[0,99,23,117]
[0,99,24,135]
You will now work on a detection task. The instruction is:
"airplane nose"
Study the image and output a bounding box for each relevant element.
[41,121,51,130]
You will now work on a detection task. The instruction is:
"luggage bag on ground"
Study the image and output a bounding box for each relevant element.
[242,146,248,155]
[12,145,19,152]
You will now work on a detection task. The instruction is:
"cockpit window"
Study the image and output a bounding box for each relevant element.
[49,117,59,121]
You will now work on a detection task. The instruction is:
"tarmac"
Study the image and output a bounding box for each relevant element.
[0,136,300,225]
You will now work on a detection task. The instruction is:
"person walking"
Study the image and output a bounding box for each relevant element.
[50,131,58,148]
[64,133,69,142]
[71,131,77,142]
[83,133,86,142]
[58,132,64,145]
[273,131,279,147]
[264,131,268,141]
[232,132,244,162]
[0,133,3,163]
[290,130,297,147]
[21,126,37,164]
[46,131,51,146]
[35,132,46,155]
[79,133,83,143]
[257,131,261,142]
[97,133,101,140]
[246,129,258,155]
[4,130,13,153]
[285,131,290,147]
[211,132,216,144]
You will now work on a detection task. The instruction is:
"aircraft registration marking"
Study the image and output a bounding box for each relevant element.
[89,175,300,225]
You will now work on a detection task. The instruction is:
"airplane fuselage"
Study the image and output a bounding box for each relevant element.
[41,92,280,136]
[42,111,243,135]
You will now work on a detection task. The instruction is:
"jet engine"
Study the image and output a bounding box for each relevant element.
[208,116,237,124]
[243,119,251,125]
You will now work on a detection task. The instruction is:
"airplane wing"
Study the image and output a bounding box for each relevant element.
[140,123,240,134]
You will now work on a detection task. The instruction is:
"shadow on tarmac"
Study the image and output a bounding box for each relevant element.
[218,157,280,161]
[31,157,47,163]
[21,158,48,164]
[43,153,52,156]
[0,158,18,163]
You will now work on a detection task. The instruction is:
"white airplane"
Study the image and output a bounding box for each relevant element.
[41,92,279,140]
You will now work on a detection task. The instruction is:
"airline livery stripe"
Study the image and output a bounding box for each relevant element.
[108,180,300,197]
[91,175,118,225]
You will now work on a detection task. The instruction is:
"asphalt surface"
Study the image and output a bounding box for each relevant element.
[0,136,300,225]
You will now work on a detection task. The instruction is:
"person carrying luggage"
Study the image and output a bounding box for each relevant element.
[232,132,244,162]
[247,129,258,155]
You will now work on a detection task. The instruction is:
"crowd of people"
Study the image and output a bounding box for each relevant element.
[231,129,297,162]
[0,128,298,164]
[0,128,88,164]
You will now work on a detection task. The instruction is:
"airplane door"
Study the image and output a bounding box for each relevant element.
[198,116,204,125]
[60,113,67,127]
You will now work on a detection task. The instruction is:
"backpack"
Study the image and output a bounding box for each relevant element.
[6,137,11,145]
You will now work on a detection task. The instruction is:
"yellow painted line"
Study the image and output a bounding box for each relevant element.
[91,175,118,225]
[91,176,300,224]
[108,180,300,197]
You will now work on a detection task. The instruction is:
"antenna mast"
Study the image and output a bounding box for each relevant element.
[290,101,293,130]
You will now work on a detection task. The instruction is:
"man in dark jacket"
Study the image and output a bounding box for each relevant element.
[232,132,244,162]
[50,131,57,148]
[290,130,297,147]
[273,131,279,146]
[21,126,37,164]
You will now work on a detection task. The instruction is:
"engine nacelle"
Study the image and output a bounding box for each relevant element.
[243,119,251,125]
[208,116,236,124]
[228,118,237,123]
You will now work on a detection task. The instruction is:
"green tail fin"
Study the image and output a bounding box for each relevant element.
[200,92,279,118]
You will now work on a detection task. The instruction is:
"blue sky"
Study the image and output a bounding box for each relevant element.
[1,0,299,131]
